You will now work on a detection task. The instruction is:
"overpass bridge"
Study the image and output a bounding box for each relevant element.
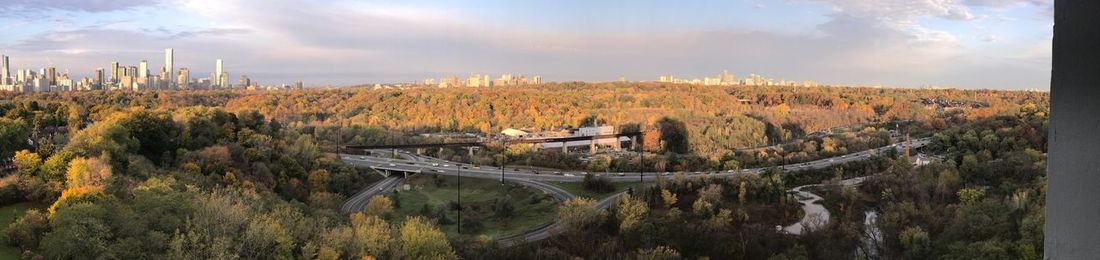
[341,131,644,155]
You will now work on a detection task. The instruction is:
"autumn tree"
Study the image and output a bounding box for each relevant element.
[558,198,604,231]
[398,216,458,260]
[365,196,394,217]
[615,193,649,233]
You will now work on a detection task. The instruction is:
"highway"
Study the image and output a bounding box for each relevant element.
[339,137,929,246]
[340,176,404,214]
[340,138,931,183]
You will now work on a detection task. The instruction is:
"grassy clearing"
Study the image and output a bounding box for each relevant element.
[389,174,558,240]
[0,202,45,260]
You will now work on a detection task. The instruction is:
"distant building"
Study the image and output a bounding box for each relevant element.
[501,128,530,138]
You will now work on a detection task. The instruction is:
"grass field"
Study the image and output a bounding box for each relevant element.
[0,202,44,260]
[389,174,559,240]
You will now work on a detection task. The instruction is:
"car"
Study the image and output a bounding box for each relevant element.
[513,168,520,171]
[828,159,835,162]
[432,163,439,166]
[580,172,588,175]
[359,156,366,159]
[406,162,415,165]
[564,173,575,177]
[616,172,625,176]
[388,163,396,167]
[533,171,540,174]
[553,171,561,175]
[443,164,450,167]
[727,170,736,173]
[434,169,444,173]
[693,171,701,174]
[474,166,481,169]
[462,167,469,169]
[661,172,671,176]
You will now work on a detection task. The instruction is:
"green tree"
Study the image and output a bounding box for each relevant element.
[0,118,30,158]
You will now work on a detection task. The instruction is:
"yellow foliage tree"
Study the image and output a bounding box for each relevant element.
[398,216,457,260]
[364,196,394,217]
[65,157,112,189]
[616,193,649,233]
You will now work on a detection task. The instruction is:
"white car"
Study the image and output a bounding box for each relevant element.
[443,164,450,167]
[616,172,626,176]
[727,170,736,173]
[388,163,396,167]
[432,163,439,166]
[661,172,671,176]
[564,173,575,177]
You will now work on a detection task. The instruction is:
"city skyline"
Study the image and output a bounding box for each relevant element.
[0,0,1053,89]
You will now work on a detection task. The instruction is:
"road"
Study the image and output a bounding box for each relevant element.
[340,138,931,183]
[340,176,404,214]
[340,138,928,246]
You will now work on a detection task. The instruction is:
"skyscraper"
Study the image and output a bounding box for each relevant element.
[1,55,9,85]
[110,62,120,84]
[215,59,223,88]
[47,67,56,86]
[165,48,174,87]
[177,67,189,89]
[139,60,148,78]
[93,68,104,90]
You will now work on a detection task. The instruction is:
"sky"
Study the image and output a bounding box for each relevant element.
[0,0,1053,89]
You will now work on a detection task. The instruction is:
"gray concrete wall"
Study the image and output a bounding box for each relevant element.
[1046,0,1100,258]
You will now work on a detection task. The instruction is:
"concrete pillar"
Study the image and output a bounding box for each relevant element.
[439,147,445,154]
[562,142,568,153]
[613,138,622,151]
[631,136,638,150]
[590,139,597,154]
[1047,1,1100,258]
[468,147,475,157]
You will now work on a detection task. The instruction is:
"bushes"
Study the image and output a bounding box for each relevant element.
[582,174,615,194]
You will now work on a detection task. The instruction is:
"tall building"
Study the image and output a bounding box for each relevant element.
[138,60,148,78]
[1,55,9,85]
[214,59,223,88]
[93,68,104,90]
[721,70,733,85]
[165,48,174,88]
[47,67,56,86]
[110,62,120,84]
[177,67,189,89]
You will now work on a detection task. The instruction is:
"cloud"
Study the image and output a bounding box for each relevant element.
[0,0,164,13]
[0,0,1052,89]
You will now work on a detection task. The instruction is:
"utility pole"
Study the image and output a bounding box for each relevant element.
[457,164,462,234]
[639,143,645,183]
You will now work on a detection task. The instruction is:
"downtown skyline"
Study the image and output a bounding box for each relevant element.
[0,0,1053,89]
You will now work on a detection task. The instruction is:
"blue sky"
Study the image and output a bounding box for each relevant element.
[0,0,1053,89]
